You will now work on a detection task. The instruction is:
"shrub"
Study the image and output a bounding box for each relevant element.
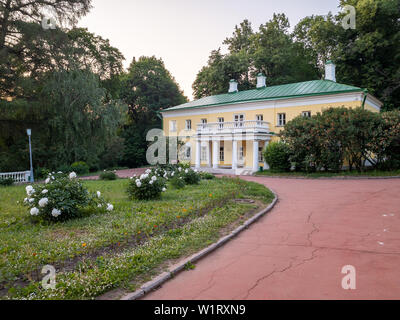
[180,168,201,185]
[70,161,89,175]
[99,170,118,180]
[170,175,186,189]
[263,142,291,172]
[56,164,72,174]
[0,177,14,186]
[23,172,113,223]
[127,169,167,200]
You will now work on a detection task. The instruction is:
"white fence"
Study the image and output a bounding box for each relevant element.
[0,171,31,183]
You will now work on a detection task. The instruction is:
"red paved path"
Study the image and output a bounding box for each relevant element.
[143,177,400,300]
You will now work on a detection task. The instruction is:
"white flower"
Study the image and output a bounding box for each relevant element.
[107,203,114,211]
[38,198,49,207]
[145,169,151,174]
[185,169,188,173]
[149,180,153,185]
[194,169,198,173]
[42,189,48,194]
[51,208,61,218]
[178,167,182,172]
[24,198,28,203]
[57,171,62,174]
[29,198,34,203]
[151,176,157,181]
[130,177,133,180]
[136,181,142,188]
[51,175,55,180]
[45,178,51,184]
[26,185,33,195]
[97,204,102,208]
[171,172,175,177]
[30,207,39,216]
[162,187,166,192]
[97,191,101,198]
[69,172,77,179]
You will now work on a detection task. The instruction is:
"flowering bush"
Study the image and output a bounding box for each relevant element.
[180,168,201,185]
[23,172,113,222]
[127,169,167,200]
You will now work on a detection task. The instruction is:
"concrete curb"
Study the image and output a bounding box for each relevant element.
[252,175,400,180]
[120,190,279,301]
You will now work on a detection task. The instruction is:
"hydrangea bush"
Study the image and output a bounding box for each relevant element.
[23,172,113,222]
[127,169,167,200]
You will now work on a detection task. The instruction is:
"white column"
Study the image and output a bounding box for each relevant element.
[232,140,238,171]
[252,140,259,173]
[195,139,201,169]
[212,140,219,169]
[207,140,212,168]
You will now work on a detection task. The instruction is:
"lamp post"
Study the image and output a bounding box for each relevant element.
[27,129,34,182]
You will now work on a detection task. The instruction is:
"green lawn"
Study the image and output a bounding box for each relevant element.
[255,169,400,178]
[0,177,274,300]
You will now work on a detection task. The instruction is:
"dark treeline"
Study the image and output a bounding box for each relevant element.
[1,0,398,174]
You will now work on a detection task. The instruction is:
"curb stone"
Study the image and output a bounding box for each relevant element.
[120,189,279,301]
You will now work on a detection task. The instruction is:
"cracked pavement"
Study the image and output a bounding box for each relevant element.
[143,177,400,300]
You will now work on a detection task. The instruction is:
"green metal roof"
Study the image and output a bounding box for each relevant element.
[164,80,363,112]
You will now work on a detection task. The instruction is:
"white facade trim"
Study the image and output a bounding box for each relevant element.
[161,92,374,118]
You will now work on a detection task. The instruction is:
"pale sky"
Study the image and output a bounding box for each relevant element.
[78,0,341,100]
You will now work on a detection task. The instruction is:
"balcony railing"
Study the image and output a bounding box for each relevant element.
[196,120,270,135]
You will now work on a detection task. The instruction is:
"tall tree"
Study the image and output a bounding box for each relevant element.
[120,56,187,167]
[293,0,400,110]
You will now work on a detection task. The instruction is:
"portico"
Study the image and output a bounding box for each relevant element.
[194,120,271,174]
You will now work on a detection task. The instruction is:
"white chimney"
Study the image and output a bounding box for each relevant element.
[256,73,267,88]
[228,79,238,93]
[325,60,336,82]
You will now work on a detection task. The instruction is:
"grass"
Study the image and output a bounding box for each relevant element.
[255,169,400,178]
[0,177,274,300]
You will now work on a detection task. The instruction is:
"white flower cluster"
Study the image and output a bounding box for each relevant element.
[130,168,168,192]
[25,185,62,218]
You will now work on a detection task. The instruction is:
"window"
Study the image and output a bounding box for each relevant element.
[185,119,192,130]
[256,114,264,125]
[185,146,191,160]
[234,114,244,127]
[302,111,311,118]
[218,117,224,129]
[201,118,207,129]
[201,146,207,161]
[258,147,264,162]
[277,113,286,126]
[169,120,177,132]
[239,146,244,160]
[219,146,224,161]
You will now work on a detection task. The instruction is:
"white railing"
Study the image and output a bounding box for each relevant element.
[197,120,270,135]
[0,171,31,183]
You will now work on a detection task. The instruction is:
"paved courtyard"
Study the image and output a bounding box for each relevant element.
[142,176,400,300]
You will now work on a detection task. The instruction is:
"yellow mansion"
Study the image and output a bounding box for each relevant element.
[161,61,382,174]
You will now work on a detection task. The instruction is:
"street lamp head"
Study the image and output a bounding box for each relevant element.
[27,129,31,136]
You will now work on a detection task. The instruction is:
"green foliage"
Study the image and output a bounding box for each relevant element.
[180,168,201,185]
[119,56,187,168]
[199,172,216,180]
[280,107,400,172]
[99,171,118,181]
[293,0,400,110]
[127,169,167,200]
[169,175,186,189]
[263,142,291,172]
[23,173,111,223]
[0,178,14,186]
[193,14,319,99]
[70,162,89,175]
